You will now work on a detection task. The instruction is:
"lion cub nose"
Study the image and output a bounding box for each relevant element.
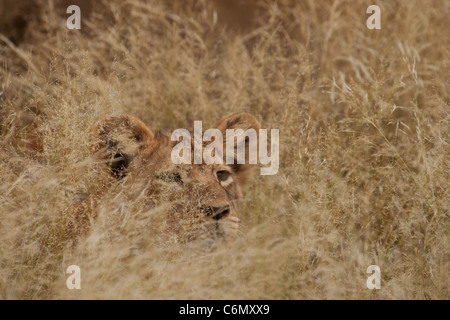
[201,205,231,220]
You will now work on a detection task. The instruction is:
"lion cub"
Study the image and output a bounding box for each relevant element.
[85,113,261,241]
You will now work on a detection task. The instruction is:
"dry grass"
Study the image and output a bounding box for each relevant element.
[0,0,449,299]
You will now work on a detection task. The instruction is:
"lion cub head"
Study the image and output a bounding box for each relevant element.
[90,113,261,241]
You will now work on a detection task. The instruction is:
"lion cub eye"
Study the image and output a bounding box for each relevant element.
[158,172,183,185]
[216,170,231,182]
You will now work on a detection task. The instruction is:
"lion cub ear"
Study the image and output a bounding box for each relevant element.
[90,115,155,178]
[214,113,261,185]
